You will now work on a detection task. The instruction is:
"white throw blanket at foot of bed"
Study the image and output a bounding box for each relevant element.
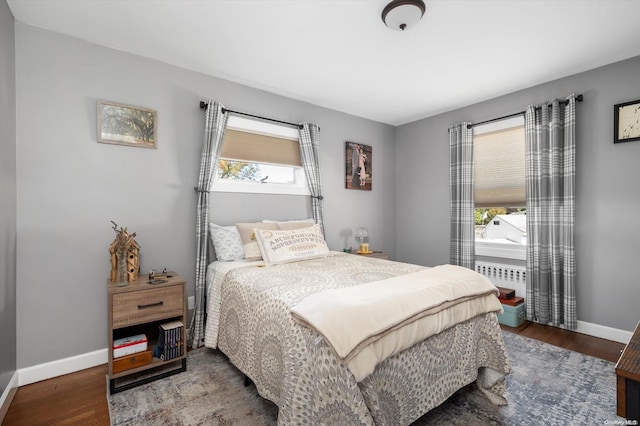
[291,264,503,381]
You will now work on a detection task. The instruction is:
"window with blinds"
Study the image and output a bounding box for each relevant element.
[220,129,301,168]
[473,116,526,260]
[473,118,525,208]
[213,115,309,196]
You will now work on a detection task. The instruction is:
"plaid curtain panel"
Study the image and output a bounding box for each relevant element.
[188,100,229,348]
[298,123,325,234]
[449,123,475,269]
[525,95,577,330]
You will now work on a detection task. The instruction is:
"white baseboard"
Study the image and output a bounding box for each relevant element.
[18,348,108,387]
[576,320,633,344]
[0,371,19,422]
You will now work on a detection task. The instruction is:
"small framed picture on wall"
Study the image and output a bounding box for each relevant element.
[97,100,157,149]
[345,141,372,190]
[614,99,640,144]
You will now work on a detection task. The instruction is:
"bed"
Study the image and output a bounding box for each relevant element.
[203,226,511,425]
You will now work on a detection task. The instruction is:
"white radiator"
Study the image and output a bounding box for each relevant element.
[475,261,526,297]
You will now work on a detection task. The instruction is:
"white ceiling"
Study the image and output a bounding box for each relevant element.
[7,0,640,125]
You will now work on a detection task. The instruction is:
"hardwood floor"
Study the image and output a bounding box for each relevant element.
[2,321,626,425]
[501,321,625,363]
[2,364,110,426]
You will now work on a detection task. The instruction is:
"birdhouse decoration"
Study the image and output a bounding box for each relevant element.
[109,221,140,285]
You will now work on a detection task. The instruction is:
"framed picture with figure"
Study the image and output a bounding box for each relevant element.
[345,141,372,191]
[614,99,640,144]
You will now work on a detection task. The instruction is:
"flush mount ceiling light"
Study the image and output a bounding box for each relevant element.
[381,0,426,31]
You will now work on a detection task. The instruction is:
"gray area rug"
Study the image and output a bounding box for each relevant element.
[109,331,623,425]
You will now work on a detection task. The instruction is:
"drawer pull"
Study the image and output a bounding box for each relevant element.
[137,301,164,310]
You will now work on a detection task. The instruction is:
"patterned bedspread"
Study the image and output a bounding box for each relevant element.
[204,253,511,425]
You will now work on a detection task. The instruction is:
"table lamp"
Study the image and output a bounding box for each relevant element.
[355,227,369,253]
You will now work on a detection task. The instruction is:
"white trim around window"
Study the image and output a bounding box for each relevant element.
[226,115,299,139]
[212,115,310,196]
[473,115,524,135]
[213,167,310,196]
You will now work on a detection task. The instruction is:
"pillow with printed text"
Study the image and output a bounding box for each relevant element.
[254,224,330,266]
[235,222,279,261]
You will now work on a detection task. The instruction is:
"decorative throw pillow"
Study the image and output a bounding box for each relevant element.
[209,223,245,261]
[254,224,330,266]
[235,222,279,261]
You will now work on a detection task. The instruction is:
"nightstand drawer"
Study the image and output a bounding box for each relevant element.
[112,285,184,328]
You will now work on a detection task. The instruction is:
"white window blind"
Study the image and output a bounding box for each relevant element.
[221,128,301,167]
[213,115,309,196]
[473,118,525,208]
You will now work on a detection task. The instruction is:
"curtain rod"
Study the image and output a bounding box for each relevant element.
[199,101,302,129]
[467,94,583,129]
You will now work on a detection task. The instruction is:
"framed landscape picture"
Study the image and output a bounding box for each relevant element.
[97,100,157,148]
[614,99,640,144]
[345,141,372,190]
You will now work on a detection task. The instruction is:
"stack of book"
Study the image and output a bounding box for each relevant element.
[154,320,184,361]
[497,286,524,306]
[113,334,148,358]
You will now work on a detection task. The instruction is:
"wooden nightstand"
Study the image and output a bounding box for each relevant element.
[616,320,640,420]
[356,251,389,260]
[108,271,187,394]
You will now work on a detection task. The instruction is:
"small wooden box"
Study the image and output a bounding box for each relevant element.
[499,296,524,306]
[497,287,515,299]
[113,350,152,373]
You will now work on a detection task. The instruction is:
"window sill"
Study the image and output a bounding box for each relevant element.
[212,181,310,196]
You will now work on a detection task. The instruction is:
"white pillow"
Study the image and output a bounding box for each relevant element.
[209,223,245,261]
[254,224,330,266]
[235,222,279,261]
[261,218,315,224]
[277,222,315,230]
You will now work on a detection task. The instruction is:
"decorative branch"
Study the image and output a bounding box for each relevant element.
[111,220,137,253]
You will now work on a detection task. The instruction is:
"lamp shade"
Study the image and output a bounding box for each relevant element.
[355,227,369,242]
[381,0,426,31]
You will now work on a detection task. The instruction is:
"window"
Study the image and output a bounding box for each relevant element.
[473,116,526,260]
[212,116,310,196]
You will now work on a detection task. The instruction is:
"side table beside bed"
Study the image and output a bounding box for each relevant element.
[616,320,640,421]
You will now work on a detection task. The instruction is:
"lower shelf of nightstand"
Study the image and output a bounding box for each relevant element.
[109,357,186,394]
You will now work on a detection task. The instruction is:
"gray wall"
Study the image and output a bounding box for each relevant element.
[396,56,640,332]
[0,0,17,399]
[14,23,396,368]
